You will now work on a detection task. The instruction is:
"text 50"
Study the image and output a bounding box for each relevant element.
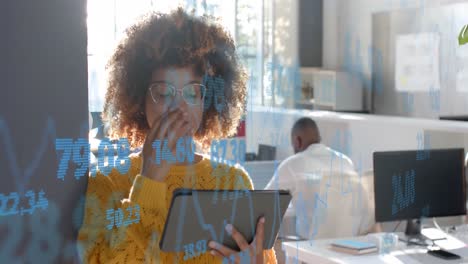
[106,205,141,230]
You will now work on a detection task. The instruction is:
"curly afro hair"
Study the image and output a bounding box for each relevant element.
[102,8,248,150]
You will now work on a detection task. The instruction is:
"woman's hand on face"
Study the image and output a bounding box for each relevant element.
[209,217,265,264]
[140,108,192,182]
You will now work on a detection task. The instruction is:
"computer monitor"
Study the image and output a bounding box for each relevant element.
[257,144,276,161]
[373,148,466,236]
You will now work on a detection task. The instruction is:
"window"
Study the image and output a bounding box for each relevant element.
[87,0,271,112]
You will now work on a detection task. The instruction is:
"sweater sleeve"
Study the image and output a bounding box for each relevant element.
[234,167,278,264]
[77,172,168,264]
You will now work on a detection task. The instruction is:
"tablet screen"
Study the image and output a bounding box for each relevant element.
[159,189,291,253]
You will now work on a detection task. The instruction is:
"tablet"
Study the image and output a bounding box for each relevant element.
[159,189,292,253]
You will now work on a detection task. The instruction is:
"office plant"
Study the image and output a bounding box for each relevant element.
[460,24,468,46]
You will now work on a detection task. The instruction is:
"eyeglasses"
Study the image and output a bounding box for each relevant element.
[148,82,207,106]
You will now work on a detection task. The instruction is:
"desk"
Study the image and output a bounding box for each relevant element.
[246,106,468,170]
[282,231,468,264]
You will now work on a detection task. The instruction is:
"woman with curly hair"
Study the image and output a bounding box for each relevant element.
[78,8,277,264]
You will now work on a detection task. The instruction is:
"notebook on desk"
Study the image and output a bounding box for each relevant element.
[330,240,378,255]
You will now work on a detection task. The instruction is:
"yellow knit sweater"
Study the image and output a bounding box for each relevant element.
[77,155,277,263]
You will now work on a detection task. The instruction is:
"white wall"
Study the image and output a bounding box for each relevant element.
[322,0,468,110]
[246,107,468,171]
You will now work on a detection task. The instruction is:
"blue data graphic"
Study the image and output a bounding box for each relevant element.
[381,233,397,254]
[0,189,48,217]
[0,116,89,262]
[81,191,131,249]
[284,149,363,247]
[352,156,364,235]
[152,136,196,165]
[416,132,430,161]
[0,201,62,263]
[183,239,207,261]
[80,193,101,245]
[106,204,141,230]
[429,85,440,112]
[4,0,457,262]
[210,138,246,168]
[187,188,256,246]
[421,204,430,218]
[391,169,416,215]
[266,62,301,100]
[170,182,286,258]
[1,117,61,193]
[72,195,86,230]
[403,92,415,114]
[56,137,133,178]
[306,186,330,244]
[344,31,385,94]
[203,74,227,113]
[95,138,131,176]
[56,138,90,180]
[330,130,354,195]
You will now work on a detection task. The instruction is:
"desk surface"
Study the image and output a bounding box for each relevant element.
[282,231,468,264]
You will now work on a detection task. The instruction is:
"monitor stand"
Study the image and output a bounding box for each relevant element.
[400,219,425,245]
[405,218,422,236]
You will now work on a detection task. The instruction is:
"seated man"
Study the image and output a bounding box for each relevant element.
[265,117,372,240]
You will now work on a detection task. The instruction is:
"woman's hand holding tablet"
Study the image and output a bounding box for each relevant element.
[159,189,291,261]
[209,217,266,263]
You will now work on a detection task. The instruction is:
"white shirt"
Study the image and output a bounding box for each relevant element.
[265,143,371,239]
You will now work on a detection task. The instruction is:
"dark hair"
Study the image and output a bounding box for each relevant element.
[102,8,247,150]
[292,117,320,140]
